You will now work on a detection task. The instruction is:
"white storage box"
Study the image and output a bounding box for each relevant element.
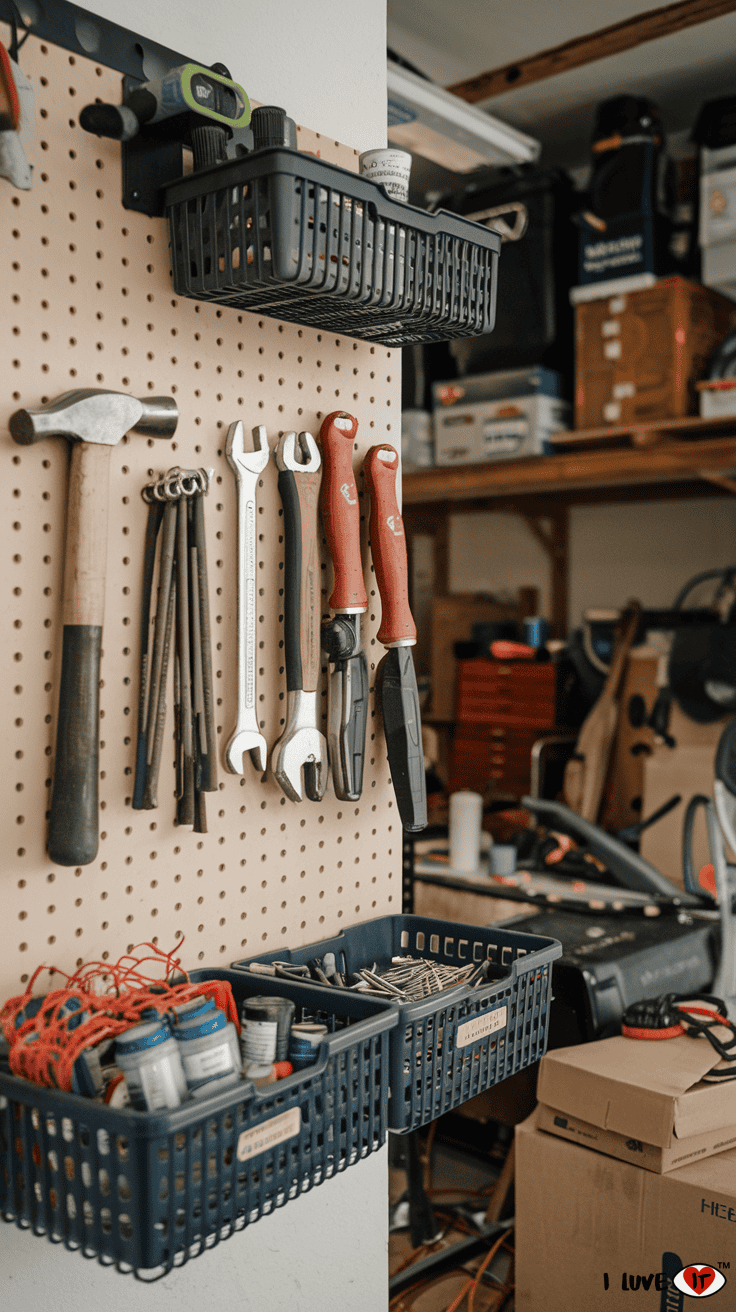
[432,367,570,466]
[698,378,736,417]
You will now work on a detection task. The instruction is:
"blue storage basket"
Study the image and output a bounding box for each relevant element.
[233,915,562,1133]
[0,969,396,1275]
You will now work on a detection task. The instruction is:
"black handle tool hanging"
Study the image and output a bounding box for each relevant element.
[364,444,427,833]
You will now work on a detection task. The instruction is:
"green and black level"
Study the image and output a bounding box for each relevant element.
[80,61,250,143]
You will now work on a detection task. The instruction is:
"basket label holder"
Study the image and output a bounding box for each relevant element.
[237,1106,301,1161]
[457,1006,508,1049]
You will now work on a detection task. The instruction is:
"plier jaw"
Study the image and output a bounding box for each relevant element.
[325,638,369,802]
[323,614,368,801]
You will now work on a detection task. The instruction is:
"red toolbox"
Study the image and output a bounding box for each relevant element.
[450,723,543,793]
[455,658,558,727]
[450,659,574,795]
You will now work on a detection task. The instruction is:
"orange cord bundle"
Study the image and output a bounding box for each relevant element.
[0,940,239,1093]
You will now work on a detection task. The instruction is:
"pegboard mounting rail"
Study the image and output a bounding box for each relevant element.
[0,20,403,1014]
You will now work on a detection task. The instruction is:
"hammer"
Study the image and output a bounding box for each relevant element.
[9,389,179,866]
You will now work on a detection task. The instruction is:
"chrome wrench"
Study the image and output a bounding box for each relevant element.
[224,422,270,774]
[271,430,328,802]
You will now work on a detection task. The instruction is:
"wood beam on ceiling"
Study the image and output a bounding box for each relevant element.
[446,0,736,104]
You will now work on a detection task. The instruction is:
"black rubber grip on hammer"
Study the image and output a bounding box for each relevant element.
[47,624,101,867]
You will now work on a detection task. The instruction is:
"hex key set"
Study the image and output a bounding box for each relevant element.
[133,465,218,829]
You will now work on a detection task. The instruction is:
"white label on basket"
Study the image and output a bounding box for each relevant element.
[237,1107,301,1162]
[609,296,626,313]
[457,1006,508,1048]
[604,339,622,359]
[613,381,636,400]
[601,319,620,337]
[603,401,622,423]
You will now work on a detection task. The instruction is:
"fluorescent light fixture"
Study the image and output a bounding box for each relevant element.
[387,61,540,173]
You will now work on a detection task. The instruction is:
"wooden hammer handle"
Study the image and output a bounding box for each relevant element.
[48,442,111,866]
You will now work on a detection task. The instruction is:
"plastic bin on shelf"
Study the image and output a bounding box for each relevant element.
[164,148,502,346]
[233,915,562,1133]
[0,969,396,1276]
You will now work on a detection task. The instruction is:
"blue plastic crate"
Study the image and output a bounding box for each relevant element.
[0,969,396,1275]
[233,915,562,1133]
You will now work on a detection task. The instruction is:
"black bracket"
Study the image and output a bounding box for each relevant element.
[120,76,184,217]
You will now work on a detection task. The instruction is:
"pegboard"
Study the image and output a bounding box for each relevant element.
[0,28,403,999]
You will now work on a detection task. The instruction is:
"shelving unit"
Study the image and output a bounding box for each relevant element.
[402,416,736,637]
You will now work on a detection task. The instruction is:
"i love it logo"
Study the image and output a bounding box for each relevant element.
[674,1265,727,1298]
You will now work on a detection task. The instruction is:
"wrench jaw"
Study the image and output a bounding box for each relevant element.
[275,429,321,472]
[225,421,270,477]
[225,729,268,777]
[271,691,329,802]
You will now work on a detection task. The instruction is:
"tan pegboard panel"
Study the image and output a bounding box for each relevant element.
[0,30,404,998]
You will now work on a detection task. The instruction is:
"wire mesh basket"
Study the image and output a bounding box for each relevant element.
[234,915,562,1132]
[0,969,396,1275]
[164,149,502,345]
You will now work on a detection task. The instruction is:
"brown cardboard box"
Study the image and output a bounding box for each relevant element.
[536,1102,736,1174]
[515,1108,736,1311]
[536,1034,736,1173]
[574,276,736,428]
[640,706,727,886]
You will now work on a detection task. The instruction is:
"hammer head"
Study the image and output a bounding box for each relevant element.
[9,388,178,447]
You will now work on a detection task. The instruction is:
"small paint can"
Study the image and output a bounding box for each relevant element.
[359,148,412,202]
[523,616,550,648]
[169,995,216,1026]
[288,1022,328,1071]
[241,996,294,1066]
[173,1009,242,1098]
[114,1018,187,1111]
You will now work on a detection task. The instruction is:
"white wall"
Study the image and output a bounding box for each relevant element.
[82,0,387,153]
[450,498,736,629]
[0,1,389,1307]
[0,1151,388,1312]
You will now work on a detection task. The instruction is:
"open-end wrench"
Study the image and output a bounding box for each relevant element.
[224,422,270,774]
[271,430,328,802]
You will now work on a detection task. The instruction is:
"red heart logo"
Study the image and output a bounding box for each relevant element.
[682,1267,717,1295]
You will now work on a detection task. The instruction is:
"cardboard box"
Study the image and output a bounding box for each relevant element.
[536,1034,736,1173]
[536,1103,736,1175]
[640,707,728,887]
[574,276,736,428]
[516,1107,736,1311]
[432,367,571,466]
[699,380,736,418]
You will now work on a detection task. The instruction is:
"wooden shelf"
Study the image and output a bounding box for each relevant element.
[549,411,736,451]
[402,427,736,507]
[402,415,736,637]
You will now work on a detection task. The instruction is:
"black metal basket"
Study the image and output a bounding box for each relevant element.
[164,149,501,345]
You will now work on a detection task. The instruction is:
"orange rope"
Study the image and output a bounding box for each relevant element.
[443,1229,512,1312]
[0,940,238,1092]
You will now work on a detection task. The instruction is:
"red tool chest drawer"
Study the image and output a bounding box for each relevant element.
[455,659,558,727]
[449,724,542,794]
